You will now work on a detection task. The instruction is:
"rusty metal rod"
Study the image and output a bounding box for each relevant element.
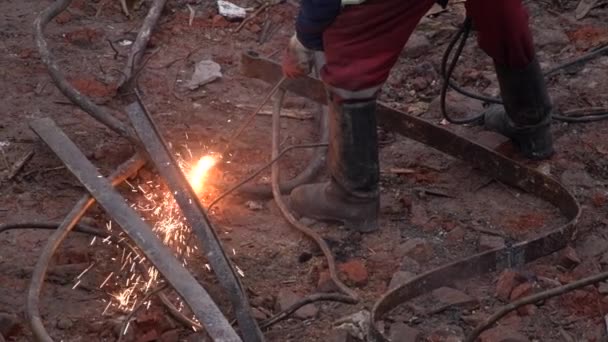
[126,97,264,342]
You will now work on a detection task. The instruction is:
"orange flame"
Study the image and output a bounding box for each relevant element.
[187,155,217,195]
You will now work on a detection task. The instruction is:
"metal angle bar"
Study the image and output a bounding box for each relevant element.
[126,101,264,342]
[29,118,241,342]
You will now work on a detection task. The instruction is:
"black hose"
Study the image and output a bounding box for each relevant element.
[440,19,608,124]
[440,18,485,124]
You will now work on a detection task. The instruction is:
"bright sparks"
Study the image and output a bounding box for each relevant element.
[83,148,221,321]
[187,155,217,195]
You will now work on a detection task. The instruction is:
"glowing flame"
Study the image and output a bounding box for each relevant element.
[187,155,217,195]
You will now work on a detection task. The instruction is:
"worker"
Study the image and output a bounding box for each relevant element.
[282,0,554,233]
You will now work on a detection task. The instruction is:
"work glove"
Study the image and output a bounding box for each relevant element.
[282,34,314,78]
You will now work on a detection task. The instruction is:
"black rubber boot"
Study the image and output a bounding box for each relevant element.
[289,95,380,233]
[484,58,554,160]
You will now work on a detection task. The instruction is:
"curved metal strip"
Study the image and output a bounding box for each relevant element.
[238,51,581,342]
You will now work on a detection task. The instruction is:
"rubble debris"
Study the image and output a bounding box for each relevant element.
[245,200,264,211]
[275,289,318,319]
[187,60,223,90]
[495,269,527,301]
[334,311,370,341]
[217,1,247,20]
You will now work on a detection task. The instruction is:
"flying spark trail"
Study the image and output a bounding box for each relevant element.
[79,147,223,322]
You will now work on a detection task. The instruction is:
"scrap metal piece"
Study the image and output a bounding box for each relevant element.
[29,118,241,342]
[126,101,264,342]
[239,50,581,342]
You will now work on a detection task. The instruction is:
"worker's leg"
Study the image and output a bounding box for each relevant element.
[466,0,554,159]
[289,0,436,232]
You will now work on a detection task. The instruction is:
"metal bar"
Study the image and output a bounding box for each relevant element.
[239,50,581,342]
[126,100,264,342]
[29,118,241,342]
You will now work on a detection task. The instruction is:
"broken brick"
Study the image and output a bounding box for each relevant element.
[338,259,369,287]
[510,282,535,301]
[495,269,526,302]
[54,11,73,25]
[211,14,230,28]
[509,282,538,316]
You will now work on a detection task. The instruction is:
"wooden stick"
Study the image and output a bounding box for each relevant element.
[235,3,269,33]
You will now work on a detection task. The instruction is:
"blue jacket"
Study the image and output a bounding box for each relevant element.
[296,0,341,51]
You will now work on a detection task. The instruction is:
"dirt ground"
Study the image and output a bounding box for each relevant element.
[1,0,608,341]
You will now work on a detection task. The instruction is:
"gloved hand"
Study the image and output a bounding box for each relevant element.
[282,35,314,78]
